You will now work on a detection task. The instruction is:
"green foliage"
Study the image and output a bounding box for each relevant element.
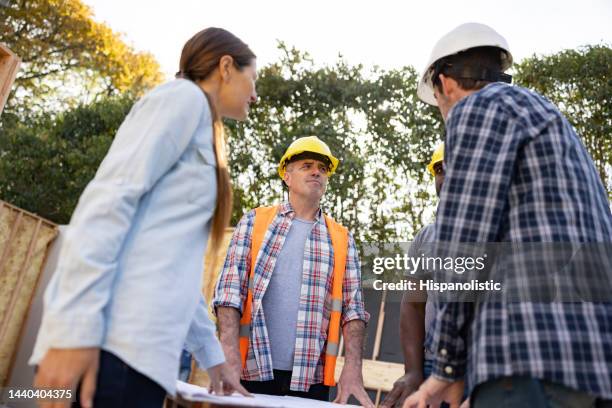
[514,44,612,197]
[0,0,163,116]
[0,96,134,223]
[1,43,609,243]
[225,44,444,242]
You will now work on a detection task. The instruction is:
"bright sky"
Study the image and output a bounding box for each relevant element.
[82,0,612,80]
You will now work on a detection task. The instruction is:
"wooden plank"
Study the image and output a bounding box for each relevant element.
[0,219,41,341]
[375,389,382,406]
[362,289,383,358]
[0,200,58,386]
[372,289,387,360]
[0,208,23,276]
[0,200,57,229]
[0,43,21,116]
[334,357,404,392]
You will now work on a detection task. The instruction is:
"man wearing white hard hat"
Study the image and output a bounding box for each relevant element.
[213,136,373,407]
[404,23,612,407]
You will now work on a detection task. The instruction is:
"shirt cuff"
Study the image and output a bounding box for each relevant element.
[191,338,225,370]
[341,309,370,326]
[39,312,105,348]
[212,293,243,316]
[430,347,466,381]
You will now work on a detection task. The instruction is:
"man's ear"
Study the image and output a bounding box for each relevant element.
[438,73,457,98]
[219,55,234,82]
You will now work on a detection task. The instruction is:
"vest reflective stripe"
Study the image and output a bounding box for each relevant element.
[248,277,255,291]
[322,213,348,386]
[238,206,277,367]
[239,323,251,338]
[238,205,348,387]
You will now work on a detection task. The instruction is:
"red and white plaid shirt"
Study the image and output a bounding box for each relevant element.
[213,202,369,391]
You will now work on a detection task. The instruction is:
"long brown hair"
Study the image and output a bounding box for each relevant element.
[177,27,255,252]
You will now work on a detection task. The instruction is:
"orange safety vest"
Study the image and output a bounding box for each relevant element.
[238,205,348,386]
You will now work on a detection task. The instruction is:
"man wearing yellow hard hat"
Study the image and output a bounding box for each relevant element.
[405,22,612,408]
[426,143,445,197]
[382,143,449,408]
[213,136,373,407]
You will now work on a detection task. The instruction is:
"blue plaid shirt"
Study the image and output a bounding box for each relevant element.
[431,83,612,398]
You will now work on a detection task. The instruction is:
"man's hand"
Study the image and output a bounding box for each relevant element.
[333,363,374,408]
[207,362,251,397]
[402,376,464,408]
[33,347,100,408]
[380,371,423,408]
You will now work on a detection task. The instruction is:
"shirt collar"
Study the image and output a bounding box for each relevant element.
[279,201,324,223]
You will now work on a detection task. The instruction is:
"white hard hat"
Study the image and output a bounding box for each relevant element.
[417,23,513,106]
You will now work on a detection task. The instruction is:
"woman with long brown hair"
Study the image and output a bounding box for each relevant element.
[30,28,256,408]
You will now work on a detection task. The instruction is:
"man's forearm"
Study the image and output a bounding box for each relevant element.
[342,319,366,368]
[400,292,425,373]
[216,306,242,366]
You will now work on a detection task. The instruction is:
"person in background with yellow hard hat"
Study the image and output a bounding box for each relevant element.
[213,136,373,406]
[428,143,445,199]
[404,23,612,408]
[381,143,455,408]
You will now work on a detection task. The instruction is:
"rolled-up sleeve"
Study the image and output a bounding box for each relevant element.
[212,210,255,315]
[341,232,370,325]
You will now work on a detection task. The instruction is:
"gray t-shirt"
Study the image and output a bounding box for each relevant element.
[262,218,314,370]
[407,224,436,358]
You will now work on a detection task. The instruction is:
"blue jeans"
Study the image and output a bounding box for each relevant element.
[73,350,166,408]
[472,376,612,408]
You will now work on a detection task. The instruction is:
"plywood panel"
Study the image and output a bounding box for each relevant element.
[0,200,57,386]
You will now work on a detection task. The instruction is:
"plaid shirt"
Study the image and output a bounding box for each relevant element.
[213,202,369,391]
[432,83,612,398]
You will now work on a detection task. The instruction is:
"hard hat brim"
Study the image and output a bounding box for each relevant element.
[418,71,438,106]
[278,136,340,179]
[417,23,513,106]
[278,151,339,179]
[427,158,442,176]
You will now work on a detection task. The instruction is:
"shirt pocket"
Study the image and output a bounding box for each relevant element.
[188,146,217,208]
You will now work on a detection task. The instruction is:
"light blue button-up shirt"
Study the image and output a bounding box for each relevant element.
[29,79,225,395]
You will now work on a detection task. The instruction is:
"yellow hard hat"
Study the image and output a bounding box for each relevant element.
[427,143,444,176]
[278,136,339,178]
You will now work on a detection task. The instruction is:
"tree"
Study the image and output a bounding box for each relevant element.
[0,0,163,116]
[514,45,612,198]
[0,44,444,242]
[0,95,135,223]
[2,43,608,243]
[226,44,443,243]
